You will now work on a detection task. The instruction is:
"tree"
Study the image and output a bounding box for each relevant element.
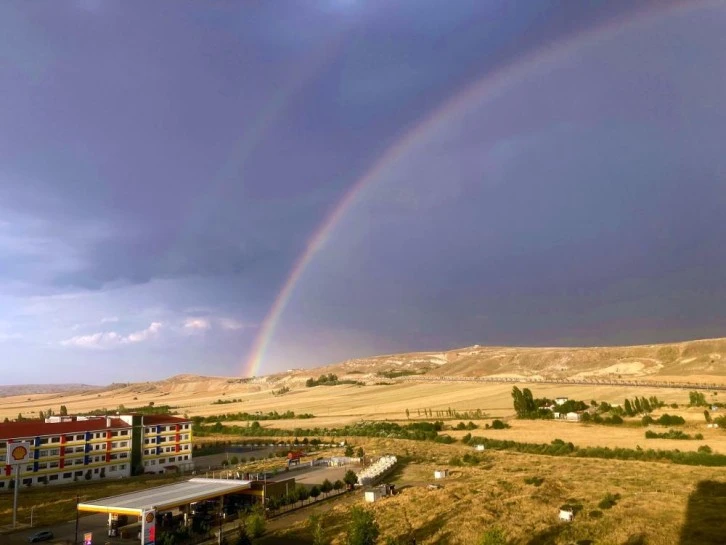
[235,524,252,545]
[346,506,379,545]
[356,447,365,458]
[704,410,712,423]
[344,470,358,488]
[296,484,310,504]
[230,456,239,465]
[309,514,328,545]
[624,399,634,416]
[345,445,354,457]
[59,405,68,416]
[633,397,642,414]
[245,512,266,538]
[321,478,333,496]
[405,409,410,419]
[39,410,45,421]
[310,485,321,501]
[333,480,344,492]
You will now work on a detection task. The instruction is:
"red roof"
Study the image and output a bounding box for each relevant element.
[0,418,129,441]
[141,415,190,425]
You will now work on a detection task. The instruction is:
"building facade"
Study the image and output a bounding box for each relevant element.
[0,414,192,490]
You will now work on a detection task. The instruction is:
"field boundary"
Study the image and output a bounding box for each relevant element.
[399,375,726,390]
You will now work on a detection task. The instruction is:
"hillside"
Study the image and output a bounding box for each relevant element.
[290,337,726,384]
[0,383,103,398]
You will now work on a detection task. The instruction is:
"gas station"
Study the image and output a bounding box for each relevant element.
[76,478,256,545]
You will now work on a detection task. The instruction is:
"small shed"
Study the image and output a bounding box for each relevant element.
[559,508,574,522]
[364,489,384,503]
[566,412,581,422]
[434,469,449,480]
[475,444,486,452]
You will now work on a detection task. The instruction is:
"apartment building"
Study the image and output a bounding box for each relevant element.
[0,416,133,489]
[0,413,193,489]
[140,414,193,474]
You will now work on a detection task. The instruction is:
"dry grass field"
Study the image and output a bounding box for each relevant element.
[265,437,726,545]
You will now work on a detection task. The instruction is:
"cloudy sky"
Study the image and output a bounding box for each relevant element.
[1,1,724,384]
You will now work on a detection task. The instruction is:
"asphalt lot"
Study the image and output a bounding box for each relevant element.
[3,449,357,544]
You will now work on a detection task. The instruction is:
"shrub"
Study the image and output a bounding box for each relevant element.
[523,476,544,487]
[478,527,507,545]
[656,414,686,426]
[346,507,379,545]
[598,492,620,509]
[589,510,604,519]
[698,445,712,454]
[245,513,266,538]
[490,419,509,430]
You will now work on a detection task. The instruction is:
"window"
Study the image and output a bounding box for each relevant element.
[110,465,117,471]
[111,431,119,437]
[119,441,128,448]
[49,449,59,456]
[0,455,6,462]
[120,430,129,436]
[49,461,59,469]
[0,482,4,488]
[159,458,165,464]
[76,435,84,441]
[39,450,48,457]
[38,463,48,470]
[50,437,60,443]
[39,438,49,445]
[49,475,58,481]
[94,468,99,474]
[63,472,72,479]
[65,435,75,442]
[119,464,126,470]
[119,452,128,459]
[22,478,32,486]
[169,457,175,462]
[0,441,6,448]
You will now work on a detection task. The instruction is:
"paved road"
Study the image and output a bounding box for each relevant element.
[5,513,109,545]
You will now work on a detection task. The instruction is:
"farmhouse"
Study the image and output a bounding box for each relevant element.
[434,469,449,479]
[553,412,582,422]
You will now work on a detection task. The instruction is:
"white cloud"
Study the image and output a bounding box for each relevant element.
[101,316,119,323]
[61,322,163,349]
[183,318,211,331]
[217,318,248,331]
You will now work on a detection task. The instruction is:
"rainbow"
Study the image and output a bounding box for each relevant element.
[243,0,712,377]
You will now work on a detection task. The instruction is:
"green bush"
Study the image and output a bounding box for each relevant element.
[598,492,620,509]
[589,510,603,519]
[523,476,544,487]
[245,513,266,538]
[478,527,507,545]
[698,445,712,454]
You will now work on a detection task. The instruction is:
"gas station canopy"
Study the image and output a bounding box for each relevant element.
[77,478,252,516]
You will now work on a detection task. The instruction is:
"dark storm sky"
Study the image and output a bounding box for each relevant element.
[1,1,724,383]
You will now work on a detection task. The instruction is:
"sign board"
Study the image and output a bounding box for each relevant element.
[141,509,156,545]
[7,442,31,465]
[83,531,92,545]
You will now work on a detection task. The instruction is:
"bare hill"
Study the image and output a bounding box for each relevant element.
[289,337,726,384]
[0,383,103,398]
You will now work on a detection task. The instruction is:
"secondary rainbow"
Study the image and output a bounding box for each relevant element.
[244,0,712,377]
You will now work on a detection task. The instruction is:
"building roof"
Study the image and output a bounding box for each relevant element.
[0,417,129,441]
[77,478,252,515]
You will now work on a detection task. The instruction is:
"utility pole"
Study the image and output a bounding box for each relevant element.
[12,464,20,528]
[74,495,79,545]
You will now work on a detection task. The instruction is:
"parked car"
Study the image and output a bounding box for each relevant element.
[27,530,54,543]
